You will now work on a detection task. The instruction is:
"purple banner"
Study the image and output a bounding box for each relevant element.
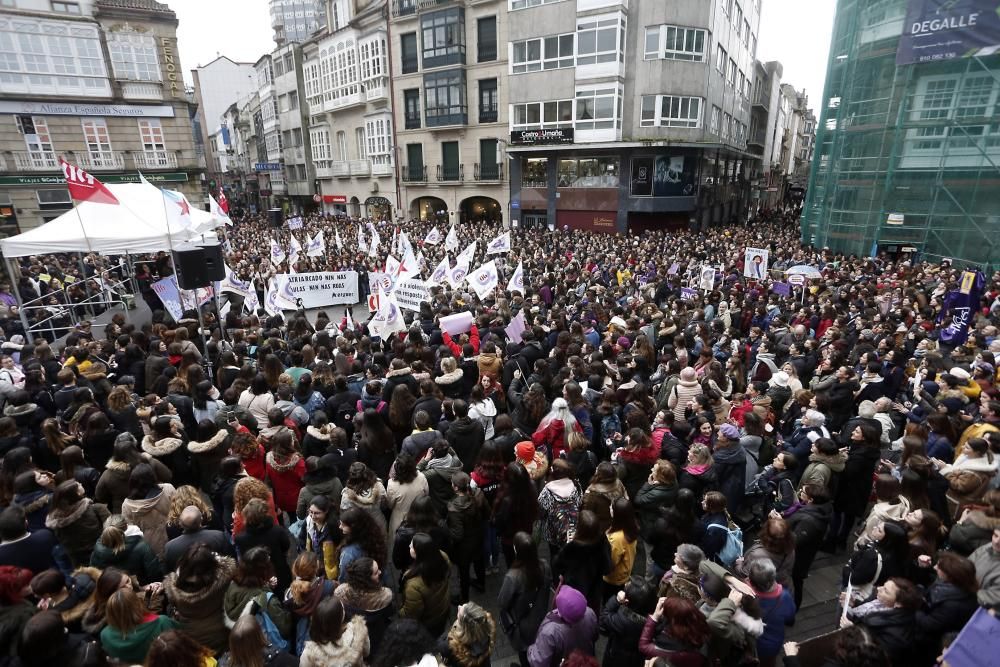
[938,269,984,345]
[771,282,792,297]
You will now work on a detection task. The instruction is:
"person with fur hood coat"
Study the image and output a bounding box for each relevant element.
[44,480,109,567]
[264,431,305,517]
[162,545,236,655]
[95,433,172,514]
[936,437,999,516]
[120,463,175,558]
[299,598,369,667]
[142,415,191,487]
[27,567,101,634]
[187,420,230,493]
[340,462,388,535]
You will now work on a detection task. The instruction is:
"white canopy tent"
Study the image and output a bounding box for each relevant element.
[0,182,223,258]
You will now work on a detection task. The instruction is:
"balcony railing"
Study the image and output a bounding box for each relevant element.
[315,164,333,179]
[436,163,463,182]
[349,159,371,176]
[478,105,498,124]
[77,151,125,171]
[371,160,393,176]
[12,151,58,171]
[404,114,421,130]
[365,78,388,102]
[133,150,178,169]
[474,162,503,181]
[331,161,351,177]
[402,164,426,182]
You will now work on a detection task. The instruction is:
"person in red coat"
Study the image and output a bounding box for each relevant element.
[230,426,267,481]
[264,430,305,519]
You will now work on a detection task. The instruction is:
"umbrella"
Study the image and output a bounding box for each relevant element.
[785,265,823,279]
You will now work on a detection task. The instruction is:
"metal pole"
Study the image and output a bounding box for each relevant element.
[195,297,213,379]
[3,256,32,341]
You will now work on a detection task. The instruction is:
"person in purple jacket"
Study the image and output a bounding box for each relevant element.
[528,585,598,667]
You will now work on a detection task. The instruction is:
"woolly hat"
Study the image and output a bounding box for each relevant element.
[718,423,741,441]
[555,585,588,624]
[680,367,697,382]
[949,367,971,381]
[616,336,631,350]
[769,371,789,388]
[515,441,535,461]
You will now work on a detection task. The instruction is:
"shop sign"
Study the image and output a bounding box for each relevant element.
[510,128,574,145]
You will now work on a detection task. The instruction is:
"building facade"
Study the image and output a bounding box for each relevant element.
[749,59,784,210]
[505,0,760,233]
[273,42,314,212]
[270,0,327,45]
[802,0,999,268]
[0,0,204,234]
[388,0,508,225]
[191,56,257,187]
[305,0,396,219]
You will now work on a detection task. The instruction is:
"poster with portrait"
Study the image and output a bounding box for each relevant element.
[744,247,770,280]
[699,265,716,291]
[653,155,696,197]
[630,157,654,197]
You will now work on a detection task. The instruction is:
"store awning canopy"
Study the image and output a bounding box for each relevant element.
[0,182,224,258]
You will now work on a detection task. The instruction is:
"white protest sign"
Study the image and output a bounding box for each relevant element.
[744,247,770,279]
[439,311,474,335]
[274,271,359,308]
[393,277,431,312]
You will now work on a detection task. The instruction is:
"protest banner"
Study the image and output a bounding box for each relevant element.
[273,271,359,309]
[744,247,770,279]
[440,311,474,335]
[393,277,431,312]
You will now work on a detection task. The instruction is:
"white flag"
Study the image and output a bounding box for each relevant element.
[289,234,303,265]
[264,279,284,317]
[468,260,499,299]
[507,261,526,294]
[209,194,232,226]
[307,231,325,257]
[334,228,343,250]
[367,223,381,255]
[401,245,420,277]
[370,286,405,339]
[424,227,442,246]
[385,255,402,290]
[391,227,399,255]
[446,259,470,290]
[486,231,511,255]
[429,256,450,285]
[445,224,459,252]
[458,240,476,265]
[357,226,368,253]
[243,288,260,315]
[399,231,414,258]
[270,238,285,264]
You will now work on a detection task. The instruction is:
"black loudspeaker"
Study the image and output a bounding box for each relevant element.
[173,245,209,290]
[268,208,283,228]
[198,243,226,282]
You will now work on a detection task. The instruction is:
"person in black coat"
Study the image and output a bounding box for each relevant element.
[678,444,719,500]
[382,359,420,403]
[697,491,731,564]
[846,577,922,666]
[825,369,859,433]
[784,485,833,608]
[234,497,293,595]
[599,577,657,667]
[445,401,484,474]
[325,377,362,437]
[552,509,612,610]
[711,425,747,513]
[912,552,980,666]
[830,421,881,550]
[412,382,443,427]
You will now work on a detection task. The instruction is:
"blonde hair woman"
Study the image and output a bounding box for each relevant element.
[440,602,496,667]
[89,514,163,584]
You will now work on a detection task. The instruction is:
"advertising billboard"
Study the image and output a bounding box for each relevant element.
[897,0,1000,66]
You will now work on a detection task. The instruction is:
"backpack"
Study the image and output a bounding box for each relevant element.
[253,592,289,652]
[545,489,580,545]
[600,412,621,443]
[707,522,743,568]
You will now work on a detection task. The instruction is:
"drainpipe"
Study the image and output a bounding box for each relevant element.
[384,1,403,216]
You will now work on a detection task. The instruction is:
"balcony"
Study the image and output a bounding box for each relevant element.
[315,164,333,179]
[752,94,767,111]
[474,162,503,181]
[391,0,462,18]
[436,163,463,182]
[349,159,371,176]
[12,151,58,172]
[133,150,178,170]
[76,151,125,171]
[120,82,163,101]
[365,78,388,102]
[402,164,427,182]
[330,161,351,177]
[478,105,498,124]
[404,114,421,130]
[371,160,393,177]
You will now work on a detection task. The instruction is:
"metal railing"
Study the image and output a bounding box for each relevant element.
[436,163,464,182]
[402,164,427,182]
[479,105,498,123]
[133,150,178,169]
[76,151,125,171]
[474,162,503,181]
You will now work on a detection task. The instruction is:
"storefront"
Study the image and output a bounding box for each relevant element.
[365,196,392,221]
[508,130,752,234]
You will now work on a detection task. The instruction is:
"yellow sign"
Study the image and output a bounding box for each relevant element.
[959,270,976,294]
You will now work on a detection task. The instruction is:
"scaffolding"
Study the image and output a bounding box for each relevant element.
[802,0,1000,270]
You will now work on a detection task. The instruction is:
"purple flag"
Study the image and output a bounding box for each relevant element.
[943,608,1000,667]
[771,282,791,297]
[938,270,984,346]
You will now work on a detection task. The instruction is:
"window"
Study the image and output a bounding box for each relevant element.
[479,139,499,178]
[359,36,386,87]
[557,157,619,188]
[644,25,706,62]
[716,45,727,74]
[510,0,564,9]
[310,128,331,161]
[107,30,160,82]
[304,61,320,106]
[710,105,721,134]
[512,99,573,129]
[511,33,574,73]
[722,112,732,139]
[576,14,624,66]
[81,118,112,154]
[743,19,751,47]
[739,72,746,97]
[421,8,465,69]
[479,78,498,123]
[364,116,392,163]
[17,115,53,154]
[404,88,421,128]
[640,95,702,128]
[356,127,366,159]
[575,87,616,129]
[477,16,497,62]
[273,58,284,78]
[289,91,298,110]
[917,78,957,120]
[138,119,165,151]
[50,2,79,13]
[441,141,460,181]
[284,53,293,72]
[424,69,466,127]
[956,74,992,118]
[523,157,547,187]
[405,144,424,180]
[292,128,302,146]
[728,58,737,87]
[336,130,347,161]
[400,33,418,74]
[0,17,108,94]
[36,189,71,206]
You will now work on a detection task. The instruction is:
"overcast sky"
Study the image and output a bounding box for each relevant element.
[171,0,837,113]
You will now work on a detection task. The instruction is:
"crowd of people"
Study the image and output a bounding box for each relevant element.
[0,208,998,667]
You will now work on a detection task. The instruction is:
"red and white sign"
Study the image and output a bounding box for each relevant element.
[312,194,322,203]
[322,195,347,204]
[368,293,380,311]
